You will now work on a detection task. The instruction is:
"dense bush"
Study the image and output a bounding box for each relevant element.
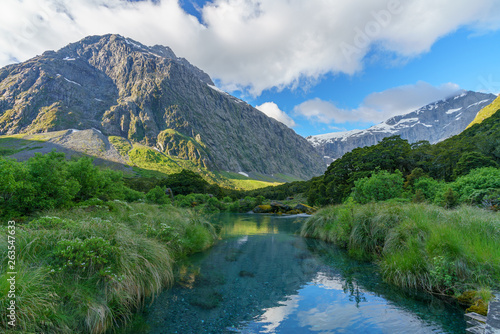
[452,167,500,204]
[146,186,170,204]
[0,152,143,216]
[351,170,404,204]
[158,170,210,196]
[413,177,445,203]
[50,236,119,278]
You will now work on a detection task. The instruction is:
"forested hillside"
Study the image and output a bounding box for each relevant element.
[306,108,500,206]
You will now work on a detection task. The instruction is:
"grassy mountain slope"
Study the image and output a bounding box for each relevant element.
[466,94,500,129]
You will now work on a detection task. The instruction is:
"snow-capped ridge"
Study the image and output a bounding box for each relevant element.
[307,91,496,160]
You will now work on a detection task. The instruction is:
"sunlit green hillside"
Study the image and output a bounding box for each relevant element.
[467,94,500,129]
[0,131,282,191]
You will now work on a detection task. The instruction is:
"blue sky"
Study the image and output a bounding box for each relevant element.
[247,27,500,136]
[1,0,500,137]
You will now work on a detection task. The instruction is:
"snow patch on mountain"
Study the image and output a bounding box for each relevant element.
[307,91,496,160]
[207,84,229,95]
[446,108,462,114]
[64,77,81,86]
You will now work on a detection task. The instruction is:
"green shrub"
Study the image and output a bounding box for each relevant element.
[50,236,119,278]
[121,186,144,202]
[67,157,102,201]
[352,170,404,204]
[145,186,170,204]
[413,177,445,202]
[194,193,209,204]
[206,197,222,212]
[255,195,265,205]
[227,201,240,212]
[237,196,256,212]
[0,153,143,216]
[26,152,80,212]
[441,188,458,208]
[453,167,500,204]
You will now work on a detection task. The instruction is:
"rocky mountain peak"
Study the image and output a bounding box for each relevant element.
[0,35,324,179]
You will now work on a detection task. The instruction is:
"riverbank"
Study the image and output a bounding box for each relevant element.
[300,202,500,311]
[143,213,466,333]
[0,201,218,333]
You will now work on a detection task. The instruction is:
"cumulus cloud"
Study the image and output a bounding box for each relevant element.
[293,81,463,124]
[1,0,500,95]
[255,102,296,128]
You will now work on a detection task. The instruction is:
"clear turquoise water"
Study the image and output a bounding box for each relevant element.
[144,214,466,333]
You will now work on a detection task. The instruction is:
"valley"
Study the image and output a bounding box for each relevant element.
[0,32,499,334]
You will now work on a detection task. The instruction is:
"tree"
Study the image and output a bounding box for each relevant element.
[442,188,458,209]
[453,152,498,179]
[159,170,210,195]
[25,152,80,211]
[67,157,101,201]
[404,167,426,190]
[320,136,411,204]
[413,177,445,203]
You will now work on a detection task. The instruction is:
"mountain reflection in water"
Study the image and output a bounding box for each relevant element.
[144,214,465,334]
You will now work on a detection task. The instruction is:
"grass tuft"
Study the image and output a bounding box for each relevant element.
[0,203,218,333]
[301,202,500,296]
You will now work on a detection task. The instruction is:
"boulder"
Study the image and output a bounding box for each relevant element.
[270,202,291,212]
[294,203,315,214]
[253,204,273,213]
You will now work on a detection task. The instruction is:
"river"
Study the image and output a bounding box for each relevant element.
[142,213,466,333]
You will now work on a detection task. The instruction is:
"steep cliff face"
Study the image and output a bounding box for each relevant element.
[0,34,324,179]
[307,91,496,160]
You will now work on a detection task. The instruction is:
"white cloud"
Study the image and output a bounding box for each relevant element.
[293,81,462,124]
[1,0,500,95]
[255,102,296,128]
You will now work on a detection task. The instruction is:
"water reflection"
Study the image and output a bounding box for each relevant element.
[215,213,304,237]
[144,214,465,333]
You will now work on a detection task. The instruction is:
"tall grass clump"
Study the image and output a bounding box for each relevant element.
[301,202,500,298]
[301,199,355,248]
[0,202,218,333]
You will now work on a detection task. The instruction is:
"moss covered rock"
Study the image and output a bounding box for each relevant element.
[294,203,315,214]
[467,299,488,316]
[253,204,272,213]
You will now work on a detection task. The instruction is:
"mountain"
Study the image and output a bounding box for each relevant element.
[307,91,496,161]
[466,94,500,129]
[0,34,324,180]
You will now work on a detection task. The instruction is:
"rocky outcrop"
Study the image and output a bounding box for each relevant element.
[0,34,324,179]
[308,91,496,161]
